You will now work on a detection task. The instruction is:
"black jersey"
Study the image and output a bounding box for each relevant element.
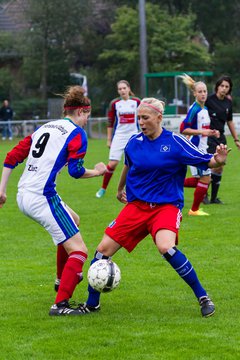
[0,105,13,121]
[205,94,232,135]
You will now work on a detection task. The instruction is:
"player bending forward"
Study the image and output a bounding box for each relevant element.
[0,86,106,316]
[82,97,230,318]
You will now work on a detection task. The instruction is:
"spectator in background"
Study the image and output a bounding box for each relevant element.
[204,75,240,204]
[96,80,141,198]
[180,74,220,216]
[0,100,13,140]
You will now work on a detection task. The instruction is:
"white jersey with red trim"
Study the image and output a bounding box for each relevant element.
[4,118,88,197]
[108,97,140,138]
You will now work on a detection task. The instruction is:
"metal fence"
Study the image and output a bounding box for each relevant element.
[1,114,240,139]
[0,118,108,139]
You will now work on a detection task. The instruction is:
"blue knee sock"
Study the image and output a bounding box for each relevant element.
[163,247,207,299]
[86,251,110,307]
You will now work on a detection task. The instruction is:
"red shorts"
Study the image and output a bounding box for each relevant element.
[105,201,182,252]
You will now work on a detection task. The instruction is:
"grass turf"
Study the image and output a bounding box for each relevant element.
[0,136,239,360]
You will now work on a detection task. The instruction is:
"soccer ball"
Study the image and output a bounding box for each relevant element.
[87,259,121,293]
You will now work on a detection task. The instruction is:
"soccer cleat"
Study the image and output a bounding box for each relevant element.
[188,209,209,216]
[54,278,61,292]
[210,198,224,204]
[49,300,88,316]
[79,302,101,313]
[202,194,210,205]
[96,188,106,198]
[199,295,215,317]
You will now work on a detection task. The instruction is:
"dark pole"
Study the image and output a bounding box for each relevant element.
[139,0,148,98]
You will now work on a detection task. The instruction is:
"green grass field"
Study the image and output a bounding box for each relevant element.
[0,136,239,360]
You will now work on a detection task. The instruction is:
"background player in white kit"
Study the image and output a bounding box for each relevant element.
[0,86,106,316]
[96,80,140,198]
[180,74,220,216]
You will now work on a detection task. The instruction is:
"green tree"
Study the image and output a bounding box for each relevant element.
[213,41,240,110]
[98,4,211,95]
[0,68,13,99]
[150,0,239,52]
[22,0,90,100]
[0,32,20,99]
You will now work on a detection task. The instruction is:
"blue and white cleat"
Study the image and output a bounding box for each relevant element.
[96,188,106,198]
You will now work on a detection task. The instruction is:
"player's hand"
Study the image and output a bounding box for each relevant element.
[116,190,127,204]
[214,144,230,165]
[234,139,240,150]
[0,192,7,208]
[107,139,111,148]
[94,162,107,176]
[203,129,220,138]
[212,129,220,138]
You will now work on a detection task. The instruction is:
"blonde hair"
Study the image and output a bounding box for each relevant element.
[180,73,205,94]
[140,97,165,114]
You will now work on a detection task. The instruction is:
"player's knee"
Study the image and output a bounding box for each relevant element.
[96,245,111,257]
[159,245,174,255]
[211,168,223,175]
[75,214,80,227]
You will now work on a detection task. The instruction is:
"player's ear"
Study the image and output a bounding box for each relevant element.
[77,108,82,116]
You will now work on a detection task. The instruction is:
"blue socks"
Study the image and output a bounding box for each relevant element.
[163,247,207,299]
[86,251,110,307]
[87,247,207,306]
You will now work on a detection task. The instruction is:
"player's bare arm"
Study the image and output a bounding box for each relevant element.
[117,165,129,203]
[81,162,107,178]
[0,167,13,207]
[227,120,240,150]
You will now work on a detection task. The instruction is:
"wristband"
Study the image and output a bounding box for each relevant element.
[234,139,240,142]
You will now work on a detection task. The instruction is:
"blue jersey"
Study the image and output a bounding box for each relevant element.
[124,128,212,209]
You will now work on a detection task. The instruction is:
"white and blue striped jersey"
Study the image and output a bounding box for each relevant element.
[5,118,88,197]
[180,102,210,152]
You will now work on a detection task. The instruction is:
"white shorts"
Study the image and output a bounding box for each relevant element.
[189,165,211,177]
[109,134,136,161]
[17,190,79,245]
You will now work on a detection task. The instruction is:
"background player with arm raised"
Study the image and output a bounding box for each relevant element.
[180,74,220,216]
[0,86,106,316]
[82,98,229,318]
[96,80,140,198]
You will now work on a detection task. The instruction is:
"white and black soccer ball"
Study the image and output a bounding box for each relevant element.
[87,259,121,293]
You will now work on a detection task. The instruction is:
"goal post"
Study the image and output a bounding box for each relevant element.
[144,71,213,114]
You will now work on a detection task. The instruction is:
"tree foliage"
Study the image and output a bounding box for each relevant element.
[98,4,211,94]
[21,0,90,99]
[1,0,240,115]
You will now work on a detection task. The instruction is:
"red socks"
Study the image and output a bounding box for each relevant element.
[184,177,199,188]
[56,244,68,280]
[55,251,87,304]
[191,181,208,211]
[102,165,115,190]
